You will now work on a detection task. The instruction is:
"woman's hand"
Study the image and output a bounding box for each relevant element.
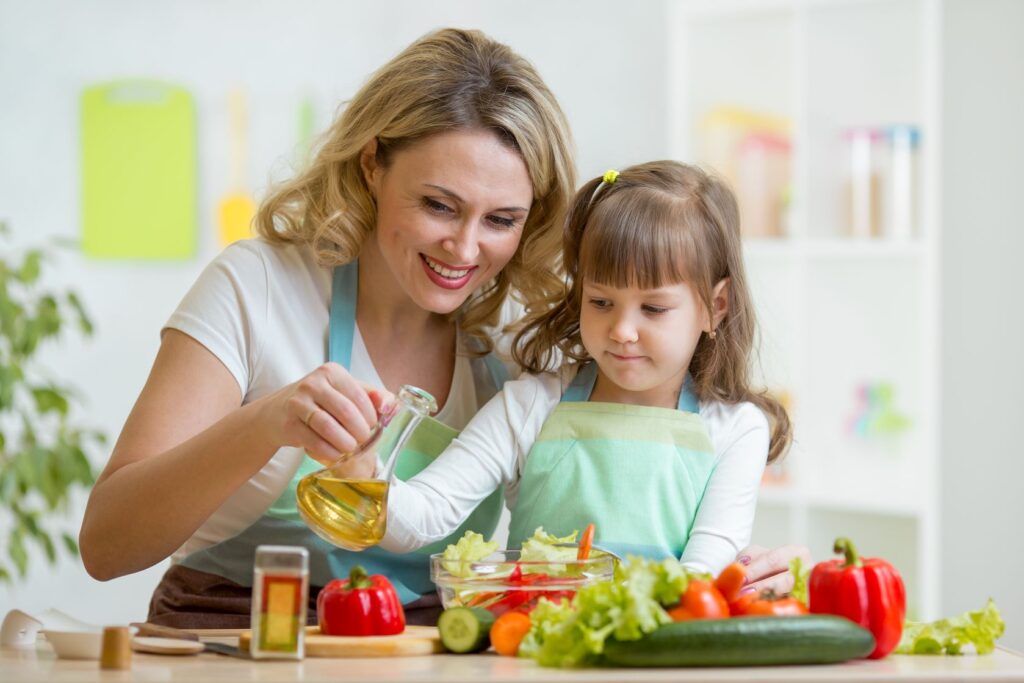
[265,362,394,466]
[736,544,812,594]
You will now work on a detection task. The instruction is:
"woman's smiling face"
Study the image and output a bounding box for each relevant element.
[362,128,533,315]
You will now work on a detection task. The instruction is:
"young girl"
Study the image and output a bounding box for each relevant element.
[360,161,791,574]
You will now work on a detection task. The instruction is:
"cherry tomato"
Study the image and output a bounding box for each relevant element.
[714,562,747,603]
[667,579,730,621]
[737,591,809,617]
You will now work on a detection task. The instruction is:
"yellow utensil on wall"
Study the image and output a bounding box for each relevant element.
[218,89,256,246]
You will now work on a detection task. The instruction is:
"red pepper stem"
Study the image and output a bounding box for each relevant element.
[348,565,374,589]
[833,537,863,568]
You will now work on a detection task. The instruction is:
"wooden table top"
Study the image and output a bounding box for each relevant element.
[3,638,1023,682]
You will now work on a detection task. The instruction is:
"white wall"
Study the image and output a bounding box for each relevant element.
[941,0,1024,652]
[0,0,670,624]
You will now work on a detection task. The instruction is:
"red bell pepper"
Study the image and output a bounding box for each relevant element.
[809,537,906,659]
[317,565,405,636]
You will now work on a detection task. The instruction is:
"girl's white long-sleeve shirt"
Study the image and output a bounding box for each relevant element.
[380,371,770,575]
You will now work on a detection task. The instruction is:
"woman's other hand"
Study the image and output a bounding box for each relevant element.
[736,544,812,594]
[267,362,393,466]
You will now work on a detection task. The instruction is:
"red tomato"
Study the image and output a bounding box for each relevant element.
[668,580,730,621]
[738,592,809,617]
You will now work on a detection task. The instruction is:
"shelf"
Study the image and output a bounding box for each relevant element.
[758,483,923,518]
[675,0,940,619]
[744,238,924,260]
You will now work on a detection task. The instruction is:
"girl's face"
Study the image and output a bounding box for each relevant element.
[580,278,726,407]
[361,129,533,315]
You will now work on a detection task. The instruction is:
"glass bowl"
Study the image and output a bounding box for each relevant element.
[430,549,616,616]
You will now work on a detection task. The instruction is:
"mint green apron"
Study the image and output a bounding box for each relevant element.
[180,260,507,603]
[506,362,717,560]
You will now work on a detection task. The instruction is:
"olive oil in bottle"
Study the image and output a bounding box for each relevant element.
[295,385,438,551]
[296,476,389,550]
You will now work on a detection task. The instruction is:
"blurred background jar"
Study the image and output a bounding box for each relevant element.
[843,126,885,239]
[700,107,792,239]
[883,125,921,242]
[843,124,920,241]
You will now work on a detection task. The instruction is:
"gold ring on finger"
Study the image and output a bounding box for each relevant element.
[303,408,318,427]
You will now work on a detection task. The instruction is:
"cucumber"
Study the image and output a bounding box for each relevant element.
[603,615,875,667]
[437,606,497,654]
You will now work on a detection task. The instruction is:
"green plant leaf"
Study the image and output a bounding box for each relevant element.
[37,531,57,564]
[17,250,43,284]
[37,295,62,338]
[0,564,11,583]
[62,532,79,555]
[31,386,70,416]
[13,450,36,490]
[0,367,14,410]
[9,529,28,576]
[65,292,94,336]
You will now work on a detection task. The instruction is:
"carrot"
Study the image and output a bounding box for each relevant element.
[490,611,532,657]
[714,562,747,604]
[577,523,595,560]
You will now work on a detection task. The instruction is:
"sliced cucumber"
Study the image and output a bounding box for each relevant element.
[438,606,497,654]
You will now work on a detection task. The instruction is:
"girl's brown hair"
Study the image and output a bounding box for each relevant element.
[255,28,576,354]
[514,161,791,462]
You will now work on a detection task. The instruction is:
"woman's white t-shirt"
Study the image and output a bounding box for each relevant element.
[164,239,520,561]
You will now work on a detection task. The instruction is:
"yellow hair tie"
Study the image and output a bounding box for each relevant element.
[602,169,620,184]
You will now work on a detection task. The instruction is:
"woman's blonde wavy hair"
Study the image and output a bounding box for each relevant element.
[514,161,792,463]
[255,28,576,354]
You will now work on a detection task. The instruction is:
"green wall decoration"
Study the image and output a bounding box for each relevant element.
[81,79,197,259]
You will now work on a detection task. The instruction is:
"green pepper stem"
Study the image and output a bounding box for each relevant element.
[834,537,863,567]
[349,565,374,589]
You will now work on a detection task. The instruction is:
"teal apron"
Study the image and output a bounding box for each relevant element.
[179,260,507,604]
[507,362,717,560]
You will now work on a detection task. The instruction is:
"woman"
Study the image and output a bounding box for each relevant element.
[79,28,803,627]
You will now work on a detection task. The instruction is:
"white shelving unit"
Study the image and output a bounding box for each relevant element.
[670,0,941,620]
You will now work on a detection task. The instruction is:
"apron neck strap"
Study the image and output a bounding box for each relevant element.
[562,361,701,413]
[329,260,358,367]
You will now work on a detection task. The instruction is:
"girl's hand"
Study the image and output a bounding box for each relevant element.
[266,362,394,466]
[736,544,812,595]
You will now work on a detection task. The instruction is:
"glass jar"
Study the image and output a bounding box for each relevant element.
[296,385,438,551]
[843,126,885,239]
[882,125,921,242]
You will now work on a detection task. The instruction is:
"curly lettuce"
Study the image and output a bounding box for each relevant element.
[519,556,691,667]
[440,531,498,578]
[896,598,1005,655]
[519,527,580,574]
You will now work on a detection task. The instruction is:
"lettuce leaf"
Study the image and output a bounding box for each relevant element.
[519,527,580,574]
[789,555,810,606]
[895,598,1005,655]
[519,556,691,668]
[440,531,499,578]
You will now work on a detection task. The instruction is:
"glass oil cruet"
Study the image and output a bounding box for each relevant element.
[296,385,438,551]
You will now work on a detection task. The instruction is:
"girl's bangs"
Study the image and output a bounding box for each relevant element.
[578,190,696,290]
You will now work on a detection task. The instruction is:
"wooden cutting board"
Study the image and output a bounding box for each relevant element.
[238,625,443,657]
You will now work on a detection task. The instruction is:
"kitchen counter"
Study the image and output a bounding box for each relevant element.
[3,638,1024,683]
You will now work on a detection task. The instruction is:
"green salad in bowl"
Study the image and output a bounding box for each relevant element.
[430,528,617,616]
